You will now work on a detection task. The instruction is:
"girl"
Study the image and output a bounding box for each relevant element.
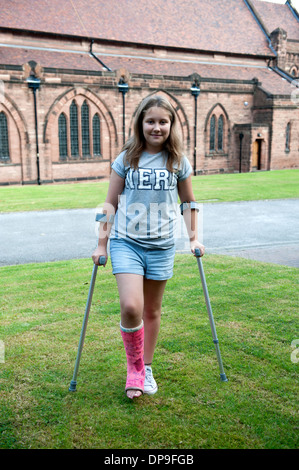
[92,95,204,399]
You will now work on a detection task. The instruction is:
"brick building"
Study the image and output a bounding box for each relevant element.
[0,0,298,185]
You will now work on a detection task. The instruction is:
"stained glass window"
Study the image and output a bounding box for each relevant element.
[210,115,216,151]
[81,100,90,157]
[0,112,10,161]
[58,113,67,160]
[218,115,223,151]
[70,100,79,157]
[93,114,101,156]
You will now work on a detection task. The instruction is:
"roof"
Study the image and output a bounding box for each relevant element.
[0,0,274,57]
[250,0,299,39]
[0,43,294,96]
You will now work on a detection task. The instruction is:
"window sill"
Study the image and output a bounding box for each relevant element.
[205,152,228,158]
[54,157,107,164]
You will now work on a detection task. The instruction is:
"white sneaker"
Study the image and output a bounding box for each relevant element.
[144,365,158,395]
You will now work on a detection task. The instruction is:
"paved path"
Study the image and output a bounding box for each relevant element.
[0,199,298,268]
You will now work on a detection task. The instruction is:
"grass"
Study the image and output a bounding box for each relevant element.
[0,169,298,213]
[0,254,298,449]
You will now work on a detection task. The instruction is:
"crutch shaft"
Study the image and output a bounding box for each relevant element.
[195,249,228,382]
[69,256,106,392]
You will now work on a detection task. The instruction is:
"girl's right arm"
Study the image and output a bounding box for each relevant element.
[92,170,125,265]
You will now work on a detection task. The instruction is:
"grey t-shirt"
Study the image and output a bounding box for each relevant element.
[110,150,192,249]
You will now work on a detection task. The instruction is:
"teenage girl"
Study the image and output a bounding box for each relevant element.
[92,94,204,399]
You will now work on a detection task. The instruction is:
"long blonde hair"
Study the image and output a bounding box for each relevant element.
[123,95,183,172]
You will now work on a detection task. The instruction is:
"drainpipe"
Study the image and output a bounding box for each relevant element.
[118,78,129,145]
[239,133,244,173]
[27,73,41,185]
[190,83,201,176]
[89,40,112,72]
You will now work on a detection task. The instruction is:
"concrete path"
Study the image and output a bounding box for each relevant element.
[0,199,298,268]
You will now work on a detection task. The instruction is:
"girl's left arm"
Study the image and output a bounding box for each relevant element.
[178,175,205,256]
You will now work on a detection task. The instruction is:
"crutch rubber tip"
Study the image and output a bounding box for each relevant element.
[69,380,77,392]
[220,373,228,382]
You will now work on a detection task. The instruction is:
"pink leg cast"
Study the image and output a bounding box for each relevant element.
[120,325,145,396]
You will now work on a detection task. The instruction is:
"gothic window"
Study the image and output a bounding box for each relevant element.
[58,113,67,160]
[218,115,223,151]
[206,105,228,156]
[0,112,10,161]
[93,114,101,156]
[70,100,79,158]
[285,122,290,152]
[57,97,103,161]
[209,115,216,151]
[81,100,90,157]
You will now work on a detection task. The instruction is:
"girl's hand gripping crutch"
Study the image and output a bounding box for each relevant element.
[195,248,228,382]
[69,255,106,392]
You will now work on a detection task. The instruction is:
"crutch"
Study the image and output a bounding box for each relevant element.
[195,248,228,382]
[69,255,106,392]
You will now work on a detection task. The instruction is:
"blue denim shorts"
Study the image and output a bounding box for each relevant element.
[109,238,176,280]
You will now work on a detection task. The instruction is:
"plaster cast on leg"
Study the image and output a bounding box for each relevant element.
[120,321,145,398]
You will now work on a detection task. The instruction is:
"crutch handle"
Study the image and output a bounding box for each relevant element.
[195,248,202,257]
[99,256,106,266]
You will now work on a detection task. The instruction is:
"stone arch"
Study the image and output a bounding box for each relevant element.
[43,87,118,162]
[0,93,29,183]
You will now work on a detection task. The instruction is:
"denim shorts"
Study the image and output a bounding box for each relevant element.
[109,238,176,280]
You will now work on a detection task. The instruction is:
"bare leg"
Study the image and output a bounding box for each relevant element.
[115,273,144,329]
[143,279,167,365]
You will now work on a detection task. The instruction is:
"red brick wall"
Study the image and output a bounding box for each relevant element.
[0,58,298,185]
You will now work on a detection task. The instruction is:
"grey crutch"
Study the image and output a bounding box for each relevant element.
[195,248,228,382]
[69,256,106,392]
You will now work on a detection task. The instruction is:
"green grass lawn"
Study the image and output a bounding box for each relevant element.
[0,169,298,212]
[0,254,298,449]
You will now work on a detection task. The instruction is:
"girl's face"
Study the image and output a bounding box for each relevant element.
[142,106,171,154]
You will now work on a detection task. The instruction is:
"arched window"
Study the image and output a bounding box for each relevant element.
[58,113,67,160]
[70,100,79,158]
[218,115,223,151]
[81,100,90,157]
[206,104,228,156]
[93,114,101,156]
[0,112,10,161]
[209,115,216,151]
[285,122,291,152]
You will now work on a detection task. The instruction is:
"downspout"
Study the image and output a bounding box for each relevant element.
[89,40,112,72]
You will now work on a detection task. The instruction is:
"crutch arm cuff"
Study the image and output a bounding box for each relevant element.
[180,201,200,215]
[95,213,115,224]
